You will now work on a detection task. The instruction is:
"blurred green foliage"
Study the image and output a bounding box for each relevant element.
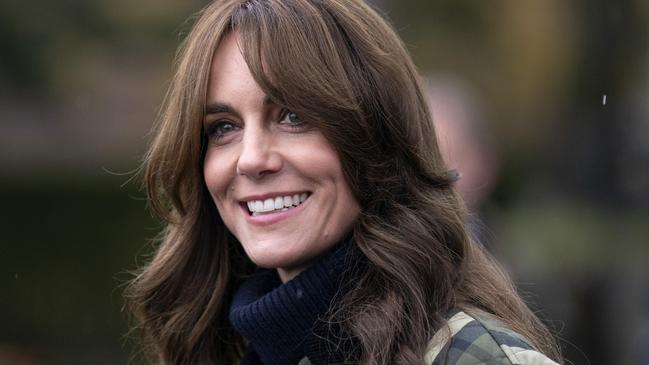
[1,174,157,364]
[0,0,204,90]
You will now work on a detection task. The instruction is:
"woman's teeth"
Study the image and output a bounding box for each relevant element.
[247,193,309,216]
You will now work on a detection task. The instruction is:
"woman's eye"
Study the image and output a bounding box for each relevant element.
[205,120,238,140]
[279,110,304,128]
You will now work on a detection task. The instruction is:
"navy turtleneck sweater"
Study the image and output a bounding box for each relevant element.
[229,238,363,365]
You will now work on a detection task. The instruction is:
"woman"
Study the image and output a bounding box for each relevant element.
[127,1,562,364]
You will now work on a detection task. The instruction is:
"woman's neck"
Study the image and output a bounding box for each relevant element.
[276,264,307,283]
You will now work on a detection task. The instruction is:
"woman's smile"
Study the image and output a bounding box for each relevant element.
[202,33,360,282]
[243,192,310,216]
[240,191,311,226]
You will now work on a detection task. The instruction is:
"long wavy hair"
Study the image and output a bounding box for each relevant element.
[126,0,561,364]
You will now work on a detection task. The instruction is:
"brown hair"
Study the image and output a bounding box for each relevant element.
[126,0,561,364]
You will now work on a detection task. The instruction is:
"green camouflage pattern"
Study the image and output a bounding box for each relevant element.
[428,311,559,365]
[298,311,558,365]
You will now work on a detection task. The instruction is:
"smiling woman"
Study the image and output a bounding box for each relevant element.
[126,1,562,364]
[203,34,360,281]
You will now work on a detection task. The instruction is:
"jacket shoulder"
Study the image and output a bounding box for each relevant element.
[425,311,559,365]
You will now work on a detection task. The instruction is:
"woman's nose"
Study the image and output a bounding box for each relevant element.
[236,128,282,179]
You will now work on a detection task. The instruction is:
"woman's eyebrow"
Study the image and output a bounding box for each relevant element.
[205,102,232,115]
[205,96,276,115]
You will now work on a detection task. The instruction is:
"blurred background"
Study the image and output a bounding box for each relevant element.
[1,0,647,364]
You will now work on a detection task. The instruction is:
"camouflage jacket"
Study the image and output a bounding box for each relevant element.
[297,311,558,365]
[425,311,559,365]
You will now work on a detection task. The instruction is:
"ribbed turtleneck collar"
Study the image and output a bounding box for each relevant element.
[229,237,362,365]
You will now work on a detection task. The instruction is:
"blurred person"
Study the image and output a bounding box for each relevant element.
[126,1,562,364]
[426,77,499,210]
[426,77,500,247]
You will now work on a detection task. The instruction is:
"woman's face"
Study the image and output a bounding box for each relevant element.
[203,34,360,282]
